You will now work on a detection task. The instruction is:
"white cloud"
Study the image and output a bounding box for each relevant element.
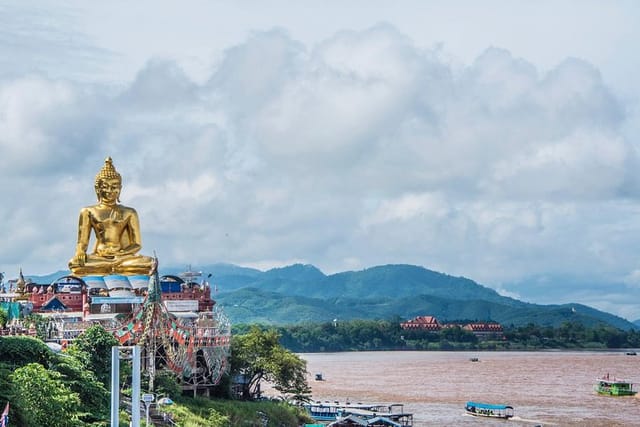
[1,3,640,320]
[0,77,85,170]
[486,131,630,199]
[254,25,426,167]
[121,59,198,110]
[361,192,450,228]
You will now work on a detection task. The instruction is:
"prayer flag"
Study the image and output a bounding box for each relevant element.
[0,401,9,427]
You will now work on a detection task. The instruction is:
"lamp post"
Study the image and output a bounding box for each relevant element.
[141,393,155,426]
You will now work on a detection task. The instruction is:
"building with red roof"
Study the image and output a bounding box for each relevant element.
[400,315,441,331]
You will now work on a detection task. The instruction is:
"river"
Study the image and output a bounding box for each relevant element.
[296,351,640,426]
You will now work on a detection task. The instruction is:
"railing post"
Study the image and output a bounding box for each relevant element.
[132,345,141,427]
[110,346,120,427]
[112,345,142,427]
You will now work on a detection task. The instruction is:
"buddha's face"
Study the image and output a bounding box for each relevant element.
[96,177,121,204]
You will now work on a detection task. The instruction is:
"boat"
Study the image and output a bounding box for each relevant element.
[464,401,514,419]
[304,401,413,426]
[625,351,637,356]
[304,401,371,422]
[328,414,412,426]
[595,375,637,396]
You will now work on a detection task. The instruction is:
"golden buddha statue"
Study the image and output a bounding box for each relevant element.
[68,157,153,276]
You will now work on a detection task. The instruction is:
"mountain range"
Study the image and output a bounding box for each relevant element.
[27,263,638,330]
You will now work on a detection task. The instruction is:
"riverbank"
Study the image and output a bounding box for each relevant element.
[235,320,640,353]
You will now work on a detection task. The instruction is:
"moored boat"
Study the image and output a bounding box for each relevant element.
[304,401,413,426]
[328,414,412,426]
[595,375,637,396]
[304,401,372,422]
[465,401,514,419]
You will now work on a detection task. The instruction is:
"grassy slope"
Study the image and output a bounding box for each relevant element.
[163,397,312,427]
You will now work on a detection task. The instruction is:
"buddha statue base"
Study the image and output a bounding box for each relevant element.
[69,254,155,277]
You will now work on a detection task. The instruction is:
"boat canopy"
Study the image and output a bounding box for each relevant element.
[466,402,513,410]
[328,415,402,427]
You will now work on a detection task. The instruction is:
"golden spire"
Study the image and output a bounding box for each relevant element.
[95,157,121,186]
[16,267,26,296]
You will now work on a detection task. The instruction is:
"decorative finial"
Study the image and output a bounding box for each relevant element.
[95,157,121,186]
[149,256,158,275]
[17,267,26,294]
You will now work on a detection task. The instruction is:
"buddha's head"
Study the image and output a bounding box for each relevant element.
[95,157,122,204]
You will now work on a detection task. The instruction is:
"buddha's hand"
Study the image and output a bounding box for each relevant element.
[96,248,116,257]
[73,250,87,266]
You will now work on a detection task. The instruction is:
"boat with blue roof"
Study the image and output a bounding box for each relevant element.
[465,401,514,419]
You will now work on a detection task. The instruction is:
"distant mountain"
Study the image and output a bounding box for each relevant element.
[213,263,521,304]
[160,263,263,289]
[216,288,634,330]
[208,263,636,330]
[17,263,637,330]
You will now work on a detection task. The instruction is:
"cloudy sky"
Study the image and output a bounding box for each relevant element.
[2,0,640,320]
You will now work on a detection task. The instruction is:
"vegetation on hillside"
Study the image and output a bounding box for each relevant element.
[162,396,311,427]
[212,264,637,330]
[0,335,109,426]
[234,319,640,352]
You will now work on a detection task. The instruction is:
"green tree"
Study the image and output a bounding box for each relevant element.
[66,324,118,385]
[152,369,182,399]
[0,308,8,329]
[271,348,312,402]
[50,354,110,424]
[230,326,311,401]
[23,313,50,341]
[0,335,52,367]
[10,363,81,427]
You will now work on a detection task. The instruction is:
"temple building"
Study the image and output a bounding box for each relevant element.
[400,315,504,340]
[462,322,505,340]
[400,316,442,331]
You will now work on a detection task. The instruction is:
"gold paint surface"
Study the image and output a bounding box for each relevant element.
[68,157,153,276]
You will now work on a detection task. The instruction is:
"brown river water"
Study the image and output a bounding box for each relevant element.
[292,351,640,426]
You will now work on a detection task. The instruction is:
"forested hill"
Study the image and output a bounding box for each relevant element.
[179,263,518,303]
[188,263,635,330]
[26,263,637,330]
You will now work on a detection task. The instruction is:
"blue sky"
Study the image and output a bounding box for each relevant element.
[1,1,640,320]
